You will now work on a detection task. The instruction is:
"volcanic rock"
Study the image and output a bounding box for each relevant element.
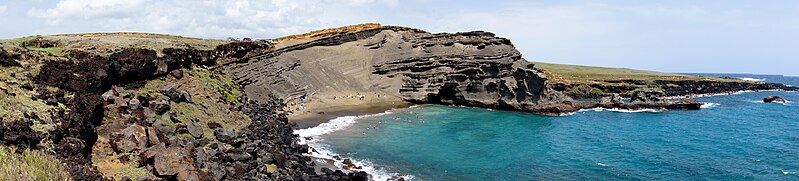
[764,96,787,103]
[631,89,667,103]
[214,128,237,144]
[0,48,21,66]
[185,121,203,138]
[600,93,624,105]
[170,69,184,79]
[112,124,148,153]
[153,119,175,136]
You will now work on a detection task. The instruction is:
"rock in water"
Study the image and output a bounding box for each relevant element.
[764,96,787,103]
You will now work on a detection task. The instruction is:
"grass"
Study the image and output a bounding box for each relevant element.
[0,66,60,125]
[0,146,71,181]
[136,67,250,139]
[2,33,230,57]
[114,164,148,181]
[189,68,243,105]
[532,62,734,84]
[28,47,66,57]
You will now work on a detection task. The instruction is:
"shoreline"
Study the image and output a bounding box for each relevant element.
[290,101,413,129]
[291,89,793,180]
[291,89,792,128]
[294,107,416,181]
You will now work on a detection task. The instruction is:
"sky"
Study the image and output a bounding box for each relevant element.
[1,0,798,76]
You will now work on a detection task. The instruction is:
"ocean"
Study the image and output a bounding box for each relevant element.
[295,74,799,180]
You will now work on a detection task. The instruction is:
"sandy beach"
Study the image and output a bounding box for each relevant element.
[287,91,413,129]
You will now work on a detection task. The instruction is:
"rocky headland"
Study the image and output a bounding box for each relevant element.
[1,24,796,180]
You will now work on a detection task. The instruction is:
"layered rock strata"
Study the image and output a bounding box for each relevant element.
[225,26,751,116]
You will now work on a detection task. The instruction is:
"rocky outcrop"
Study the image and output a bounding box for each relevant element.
[11,39,368,180]
[225,26,563,114]
[764,96,787,103]
[224,25,711,116]
[0,48,21,66]
[553,79,797,100]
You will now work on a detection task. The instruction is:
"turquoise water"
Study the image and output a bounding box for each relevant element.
[308,90,799,180]
[299,75,799,180]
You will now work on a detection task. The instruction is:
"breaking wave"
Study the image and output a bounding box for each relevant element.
[560,107,666,116]
[294,108,415,180]
[700,102,720,109]
[738,77,765,82]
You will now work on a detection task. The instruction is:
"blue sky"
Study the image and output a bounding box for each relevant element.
[1,0,797,75]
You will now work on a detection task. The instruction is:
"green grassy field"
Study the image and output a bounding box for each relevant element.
[533,62,735,84]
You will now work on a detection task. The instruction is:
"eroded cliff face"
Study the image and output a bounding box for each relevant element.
[224,26,572,117]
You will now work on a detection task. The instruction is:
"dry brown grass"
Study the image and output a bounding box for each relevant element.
[0,146,71,181]
[273,23,381,44]
[0,32,230,57]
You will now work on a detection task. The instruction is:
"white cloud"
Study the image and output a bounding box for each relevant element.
[25,0,396,38]
[0,5,7,14]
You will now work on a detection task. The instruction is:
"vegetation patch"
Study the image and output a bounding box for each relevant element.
[0,146,71,181]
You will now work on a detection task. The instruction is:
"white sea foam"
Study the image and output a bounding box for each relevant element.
[596,162,610,167]
[664,90,757,99]
[294,111,395,139]
[305,142,413,180]
[581,107,666,113]
[700,102,720,109]
[782,169,798,175]
[559,107,666,116]
[738,77,765,82]
[294,108,414,180]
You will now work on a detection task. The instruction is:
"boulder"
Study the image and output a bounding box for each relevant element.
[153,119,175,136]
[153,146,195,177]
[101,90,116,102]
[112,124,148,153]
[764,96,787,103]
[186,121,203,138]
[128,99,141,110]
[214,128,237,144]
[226,151,252,161]
[159,84,192,103]
[206,121,222,129]
[0,49,20,66]
[350,171,369,181]
[265,164,278,174]
[146,127,161,146]
[149,98,170,114]
[170,69,184,79]
[600,93,624,105]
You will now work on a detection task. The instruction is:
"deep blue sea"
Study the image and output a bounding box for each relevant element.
[296,75,799,180]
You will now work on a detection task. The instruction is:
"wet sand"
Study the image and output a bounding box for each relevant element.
[289,100,413,129]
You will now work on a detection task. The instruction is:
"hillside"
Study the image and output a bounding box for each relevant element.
[0,24,795,180]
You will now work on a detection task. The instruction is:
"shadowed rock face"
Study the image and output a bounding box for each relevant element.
[225,26,569,114]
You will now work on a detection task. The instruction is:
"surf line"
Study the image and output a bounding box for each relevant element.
[294,106,419,180]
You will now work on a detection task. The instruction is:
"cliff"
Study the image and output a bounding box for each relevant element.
[224,24,794,122]
[0,24,795,180]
